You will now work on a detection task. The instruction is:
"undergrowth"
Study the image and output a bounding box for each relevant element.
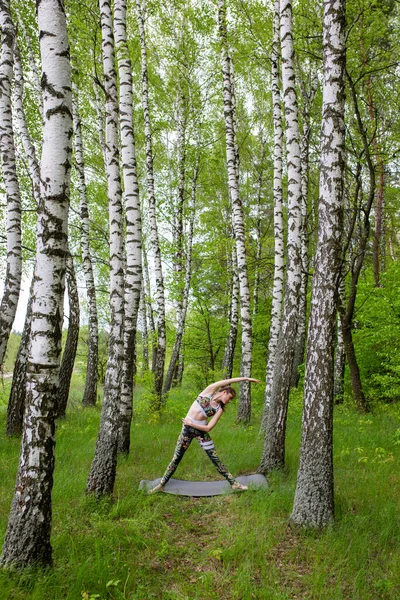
[0,377,399,599]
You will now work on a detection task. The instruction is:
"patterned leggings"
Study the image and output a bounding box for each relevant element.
[159,425,237,487]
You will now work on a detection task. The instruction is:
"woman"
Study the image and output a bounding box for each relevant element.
[149,376,260,494]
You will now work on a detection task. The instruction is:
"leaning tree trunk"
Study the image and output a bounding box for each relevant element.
[0,0,72,568]
[290,0,346,528]
[135,0,166,406]
[86,0,125,497]
[114,0,142,454]
[260,0,284,432]
[139,276,149,374]
[218,0,253,424]
[163,158,199,394]
[72,84,99,407]
[260,0,302,470]
[57,254,80,419]
[0,0,22,368]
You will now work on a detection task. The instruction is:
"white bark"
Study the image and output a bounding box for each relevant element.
[290,0,346,528]
[72,85,99,408]
[222,233,239,379]
[135,0,166,404]
[0,0,22,368]
[261,0,284,431]
[217,0,253,423]
[260,0,302,470]
[0,0,72,567]
[114,0,142,454]
[86,0,125,496]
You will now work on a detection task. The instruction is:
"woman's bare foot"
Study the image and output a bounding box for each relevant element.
[232,482,248,491]
[148,483,164,494]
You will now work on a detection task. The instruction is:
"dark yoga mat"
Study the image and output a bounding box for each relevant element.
[139,474,268,496]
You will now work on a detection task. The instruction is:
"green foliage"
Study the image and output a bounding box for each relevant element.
[0,378,399,598]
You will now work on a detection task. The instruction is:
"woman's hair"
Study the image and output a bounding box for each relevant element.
[215,385,236,410]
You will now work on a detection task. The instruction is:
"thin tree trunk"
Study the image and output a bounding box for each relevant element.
[222,240,239,379]
[0,1,22,368]
[139,278,149,373]
[260,0,302,470]
[163,158,199,394]
[57,254,80,419]
[334,281,346,402]
[72,85,99,407]
[0,0,72,567]
[114,0,142,454]
[290,0,346,528]
[135,0,166,406]
[252,137,266,317]
[261,0,284,432]
[142,247,157,373]
[217,0,253,424]
[86,0,125,497]
[6,277,34,436]
[290,73,318,388]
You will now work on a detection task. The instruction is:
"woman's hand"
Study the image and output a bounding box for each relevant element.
[247,377,261,384]
[182,417,192,426]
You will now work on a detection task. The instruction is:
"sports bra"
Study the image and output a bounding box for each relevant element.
[196,394,221,418]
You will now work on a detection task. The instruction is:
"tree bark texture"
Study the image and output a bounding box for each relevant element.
[72,85,99,408]
[222,240,239,380]
[261,0,284,431]
[0,0,72,567]
[57,254,80,419]
[290,0,346,529]
[135,0,166,405]
[0,0,22,368]
[114,0,142,454]
[86,0,125,496]
[217,0,253,423]
[260,0,302,467]
[139,275,149,374]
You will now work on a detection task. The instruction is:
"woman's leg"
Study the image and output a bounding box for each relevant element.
[158,426,194,487]
[198,433,238,486]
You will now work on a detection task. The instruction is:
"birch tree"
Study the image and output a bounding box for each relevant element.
[0,0,22,368]
[290,0,346,528]
[86,0,125,496]
[260,0,302,468]
[114,0,142,454]
[0,0,73,567]
[261,0,284,430]
[72,84,99,407]
[217,0,253,423]
[135,0,166,405]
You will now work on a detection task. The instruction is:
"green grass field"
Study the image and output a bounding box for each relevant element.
[0,377,399,599]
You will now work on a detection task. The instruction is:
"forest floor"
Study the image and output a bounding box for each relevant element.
[0,376,399,599]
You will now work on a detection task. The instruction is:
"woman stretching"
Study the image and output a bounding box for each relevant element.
[149,376,260,494]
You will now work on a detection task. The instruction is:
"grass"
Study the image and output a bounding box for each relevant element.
[0,376,399,599]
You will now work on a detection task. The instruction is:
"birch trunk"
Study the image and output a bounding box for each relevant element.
[261,0,284,431]
[114,0,142,454]
[139,276,149,373]
[86,0,125,496]
[135,0,166,405]
[143,247,157,373]
[252,137,266,317]
[6,278,34,436]
[163,158,199,394]
[290,0,346,528]
[0,0,72,567]
[0,1,22,368]
[260,0,302,469]
[72,85,99,407]
[217,0,252,423]
[57,254,80,419]
[222,239,239,379]
[291,74,318,388]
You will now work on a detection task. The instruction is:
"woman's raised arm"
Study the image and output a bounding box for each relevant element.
[200,376,260,396]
